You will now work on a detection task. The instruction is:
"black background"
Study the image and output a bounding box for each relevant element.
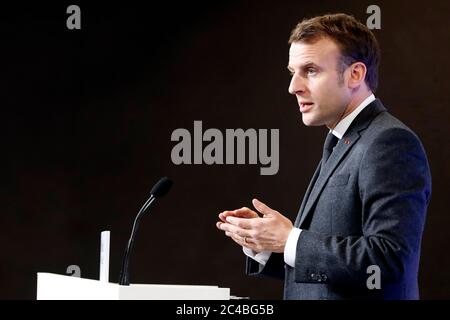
[1,1,449,299]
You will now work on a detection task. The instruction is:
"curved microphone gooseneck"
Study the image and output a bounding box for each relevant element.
[119,177,173,286]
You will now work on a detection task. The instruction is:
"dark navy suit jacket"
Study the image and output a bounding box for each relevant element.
[246,99,432,299]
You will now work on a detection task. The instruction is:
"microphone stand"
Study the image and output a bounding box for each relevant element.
[118,195,156,286]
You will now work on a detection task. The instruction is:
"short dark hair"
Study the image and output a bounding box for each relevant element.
[289,13,380,92]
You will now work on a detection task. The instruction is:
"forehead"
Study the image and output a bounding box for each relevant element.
[289,37,341,66]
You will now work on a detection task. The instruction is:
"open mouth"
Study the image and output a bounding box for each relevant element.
[299,102,314,112]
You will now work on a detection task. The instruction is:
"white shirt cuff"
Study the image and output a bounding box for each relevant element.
[284,228,302,267]
[242,247,272,266]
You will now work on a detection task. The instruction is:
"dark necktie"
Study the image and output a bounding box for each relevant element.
[296,133,339,227]
[322,133,339,165]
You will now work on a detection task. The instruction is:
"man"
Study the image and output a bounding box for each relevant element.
[216,13,431,299]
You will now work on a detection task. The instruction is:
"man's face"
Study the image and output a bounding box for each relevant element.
[288,37,351,128]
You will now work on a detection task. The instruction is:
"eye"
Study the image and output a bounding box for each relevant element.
[306,68,317,76]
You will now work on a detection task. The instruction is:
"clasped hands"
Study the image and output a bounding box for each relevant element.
[216,198,293,253]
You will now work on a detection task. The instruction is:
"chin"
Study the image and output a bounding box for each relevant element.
[302,114,322,126]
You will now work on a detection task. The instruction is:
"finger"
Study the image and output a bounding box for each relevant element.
[227,232,255,248]
[252,198,276,216]
[219,210,253,224]
[220,207,259,221]
[233,207,259,218]
[225,216,254,229]
[219,211,233,222]
[228,233,245,247]
[225,231,242,243]
[219,222,252,237]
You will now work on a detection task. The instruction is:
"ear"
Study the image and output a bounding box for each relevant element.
[347,62,367,89]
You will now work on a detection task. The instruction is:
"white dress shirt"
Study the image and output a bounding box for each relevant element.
[243,94,376,267]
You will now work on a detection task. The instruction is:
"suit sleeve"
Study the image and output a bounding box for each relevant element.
[246,253,285,280]
[293,127,431,288]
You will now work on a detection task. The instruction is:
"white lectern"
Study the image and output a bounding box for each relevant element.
[37,273,230,300]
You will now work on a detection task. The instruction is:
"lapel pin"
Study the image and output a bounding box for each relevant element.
[344,138,350,145]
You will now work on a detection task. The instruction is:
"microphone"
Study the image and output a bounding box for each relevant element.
[119,177,173,285]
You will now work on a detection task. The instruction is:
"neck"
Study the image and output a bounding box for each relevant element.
[327,89,373,130]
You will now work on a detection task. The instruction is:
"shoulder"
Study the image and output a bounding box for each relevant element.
[362,110,424,151]
[357,110,432,203]
[357,109,430,176]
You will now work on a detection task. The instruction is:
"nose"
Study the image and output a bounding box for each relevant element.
[288,74,307,95]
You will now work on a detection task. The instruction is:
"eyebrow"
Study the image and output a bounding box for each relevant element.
[287,62,320,72]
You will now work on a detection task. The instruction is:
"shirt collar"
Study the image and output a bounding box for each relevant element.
[330,94,376,139]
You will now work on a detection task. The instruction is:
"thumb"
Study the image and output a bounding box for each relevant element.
[252,198,277,217]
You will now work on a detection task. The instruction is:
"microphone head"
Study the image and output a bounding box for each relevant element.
[150,177,173,198]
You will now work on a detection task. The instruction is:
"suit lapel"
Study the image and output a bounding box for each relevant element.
[296,99,387,228]
[294,161,322,227]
